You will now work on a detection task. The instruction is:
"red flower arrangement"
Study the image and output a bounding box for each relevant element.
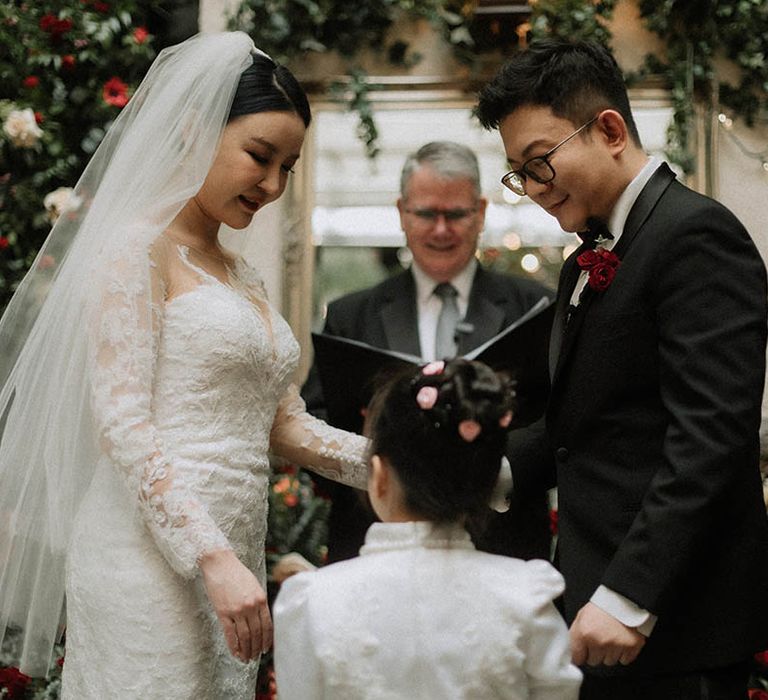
[577,247,621,292]
[0,667,31,699]
[39,14,73,40]
[102,77,129,108]
[133,26,149,44]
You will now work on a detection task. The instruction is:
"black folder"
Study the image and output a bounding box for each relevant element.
[311,297,554,434]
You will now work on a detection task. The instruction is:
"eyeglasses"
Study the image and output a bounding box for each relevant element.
[404,207,477,224]
[501,116,599,196]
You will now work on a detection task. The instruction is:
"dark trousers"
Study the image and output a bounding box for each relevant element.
[580,662,750,700]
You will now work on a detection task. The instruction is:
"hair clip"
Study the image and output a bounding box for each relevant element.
[416,386,438,410]
[458,419,481,442]
[421,361,445,376]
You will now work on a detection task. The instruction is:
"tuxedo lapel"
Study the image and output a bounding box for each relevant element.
[614,163,676,259]
[457,268,506,355]
[380,272,421,356]
[549,253,584,380]
[551,163,677,386]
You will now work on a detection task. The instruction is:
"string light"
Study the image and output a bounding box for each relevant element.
[717,112,768,174]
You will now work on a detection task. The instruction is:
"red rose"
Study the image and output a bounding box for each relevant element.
[61,54,76,71]
[577,246,621,292]
[0,236,10,250]
[755,650,768,666]
[102,76,129,108]
[133,26,149,44]
[0,667,32,699]
[34,111,44,124]
[93,1,110,11]
[576,248,601,269]
[23,75,39,88]
[748,689,768,700]
[40,14,73,39]
[586,261,618,291]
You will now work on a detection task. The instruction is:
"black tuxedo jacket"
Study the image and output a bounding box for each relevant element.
[302,265,554,562]
[511,163,768,676]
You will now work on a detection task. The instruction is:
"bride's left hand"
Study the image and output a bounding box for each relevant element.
[200,548,273,661]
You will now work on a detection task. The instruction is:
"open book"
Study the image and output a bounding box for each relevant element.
[311,296,554,434]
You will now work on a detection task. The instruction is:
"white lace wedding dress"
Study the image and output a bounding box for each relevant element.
[61,239,368,699]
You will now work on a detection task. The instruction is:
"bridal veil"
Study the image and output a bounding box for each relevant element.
[0,32,257,675]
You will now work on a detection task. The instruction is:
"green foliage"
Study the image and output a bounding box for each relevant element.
[0,1,159,312]
[227,0,478,159]
[266,466,331,571]
[637,0,768,171]
[530,0,617,45]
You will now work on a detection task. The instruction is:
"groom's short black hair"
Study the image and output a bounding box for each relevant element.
[475,39,641,147]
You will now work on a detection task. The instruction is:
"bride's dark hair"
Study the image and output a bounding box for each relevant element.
[228,53,311,126]
[368,359,514,523]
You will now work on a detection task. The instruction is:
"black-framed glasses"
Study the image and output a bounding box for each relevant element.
[404,207,478,224]
[501,116,599,196]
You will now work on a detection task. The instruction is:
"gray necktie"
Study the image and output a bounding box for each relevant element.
[434,282,460,359]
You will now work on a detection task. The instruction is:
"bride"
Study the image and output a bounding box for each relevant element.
[0,32,368,699]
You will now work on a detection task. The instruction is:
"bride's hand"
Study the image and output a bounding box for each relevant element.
[200,549,273,661]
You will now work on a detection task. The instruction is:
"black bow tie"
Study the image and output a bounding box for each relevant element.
[578,217,614,247]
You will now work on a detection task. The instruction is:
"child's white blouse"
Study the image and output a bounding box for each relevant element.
[274,520,582,699]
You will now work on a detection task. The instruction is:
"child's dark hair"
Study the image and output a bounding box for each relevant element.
[368,359,514,523]
[228,52,311,127]
[475,39,641,147]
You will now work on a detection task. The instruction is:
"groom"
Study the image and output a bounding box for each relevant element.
[477,40,768,698]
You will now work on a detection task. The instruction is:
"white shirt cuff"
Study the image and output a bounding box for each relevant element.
[591,585,657,637]
[489,456,512,513]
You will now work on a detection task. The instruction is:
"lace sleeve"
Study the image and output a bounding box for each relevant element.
[88,244,231,578]
[269,385,369,490]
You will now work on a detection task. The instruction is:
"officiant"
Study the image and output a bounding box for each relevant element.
[302,140,554,563]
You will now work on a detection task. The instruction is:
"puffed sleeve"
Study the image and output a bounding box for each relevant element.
[88,241,231,577]
[273,572,324,700]
[521,561,582,699]
[270,384,370,490]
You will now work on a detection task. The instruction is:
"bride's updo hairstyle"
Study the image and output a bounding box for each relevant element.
[368,359,514,523]
[228,52,311,126]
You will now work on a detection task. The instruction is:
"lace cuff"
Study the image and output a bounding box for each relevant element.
[270,385,369,490]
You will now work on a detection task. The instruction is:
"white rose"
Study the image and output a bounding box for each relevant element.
[3,108,43,148]
[43,187,81,225]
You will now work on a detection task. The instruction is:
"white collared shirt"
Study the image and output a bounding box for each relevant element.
[411,259,477,361]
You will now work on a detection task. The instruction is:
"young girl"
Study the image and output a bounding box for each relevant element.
[274,359,581,699]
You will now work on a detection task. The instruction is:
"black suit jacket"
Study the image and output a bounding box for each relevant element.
[511,163,768,677]
[302,265,554,562]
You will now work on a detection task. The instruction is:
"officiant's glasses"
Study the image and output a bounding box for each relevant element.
[404,207,478,225]
[501,116,599,196]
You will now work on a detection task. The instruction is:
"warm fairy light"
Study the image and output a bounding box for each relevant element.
[521,253,540,273]
[503,232,522,250]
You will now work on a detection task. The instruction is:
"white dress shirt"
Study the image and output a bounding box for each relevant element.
[274,521,582,700]
[411,259,477,361]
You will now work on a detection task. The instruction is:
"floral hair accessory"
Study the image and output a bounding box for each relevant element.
[416,386,438,410]
[458,419,482,442]
[422,360,445,376]
[499,411,513,428]
[576,247,621,292]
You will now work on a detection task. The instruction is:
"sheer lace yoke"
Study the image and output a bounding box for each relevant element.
[164,241,277,358]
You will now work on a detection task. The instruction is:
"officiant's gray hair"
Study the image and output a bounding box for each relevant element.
[400,141,481,198]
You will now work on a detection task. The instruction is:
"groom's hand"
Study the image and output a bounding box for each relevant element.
[570,602,645,667]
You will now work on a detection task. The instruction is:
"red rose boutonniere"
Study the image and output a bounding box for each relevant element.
[577,247,621,292]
